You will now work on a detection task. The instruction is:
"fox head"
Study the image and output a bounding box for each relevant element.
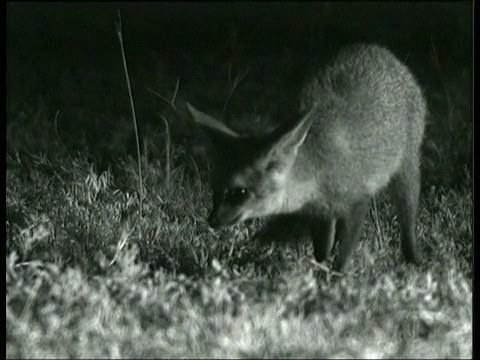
[187,103,315,229]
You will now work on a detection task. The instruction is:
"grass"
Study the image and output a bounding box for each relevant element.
[6,144,472,358]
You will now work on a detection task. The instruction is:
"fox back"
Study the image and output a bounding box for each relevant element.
[188,44,426,271]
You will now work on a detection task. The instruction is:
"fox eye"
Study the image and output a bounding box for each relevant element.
[224,188,249,205]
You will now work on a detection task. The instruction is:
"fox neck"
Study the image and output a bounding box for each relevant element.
[280,156,321,214]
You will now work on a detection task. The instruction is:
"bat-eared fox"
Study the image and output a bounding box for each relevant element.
[187,43,426,272]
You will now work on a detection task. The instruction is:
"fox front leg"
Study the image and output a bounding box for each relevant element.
[310,218,337,264]
[332,198,371,272]
[254,214,309,245]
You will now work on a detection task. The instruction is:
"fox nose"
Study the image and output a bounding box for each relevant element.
[207,213,221,229]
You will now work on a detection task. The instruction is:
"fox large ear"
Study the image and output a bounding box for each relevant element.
[187,102,240,138]
[187,102,241,163]
[261,108,315,173]
[272,107,315,155]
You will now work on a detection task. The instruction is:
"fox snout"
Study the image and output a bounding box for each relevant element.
[207,201,247,229]
[207,209,243,229]
[207,188,253,228]
[207,212,222,229]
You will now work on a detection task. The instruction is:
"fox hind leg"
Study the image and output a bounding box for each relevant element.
[388,154,421,265]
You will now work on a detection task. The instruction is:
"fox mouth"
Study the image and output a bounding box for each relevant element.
[208,213,243,229]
